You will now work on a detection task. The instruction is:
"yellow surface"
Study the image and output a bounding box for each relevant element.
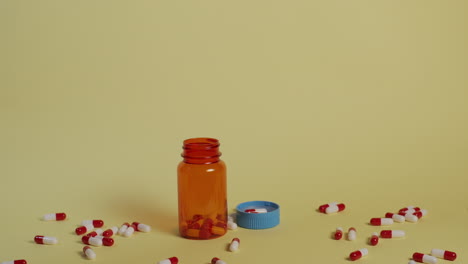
[1,1,467,263]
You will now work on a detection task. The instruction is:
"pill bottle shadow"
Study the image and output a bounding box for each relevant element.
[77,250,87,260]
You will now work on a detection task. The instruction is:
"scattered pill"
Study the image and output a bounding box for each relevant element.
[81,235,103,247]
[325,203,345,214]
[244,208,268,213]
[157,257,179,264]
[0,260,27,264]
[413,252,437,264]
[334,227,343,240]
[123,224,135,237]
[318,202,338,213]
[83,246,96,260]
[349,248,368,261]
[385,212,405,223]
[370,218,394,226]
[132,222,151,232]
[43,213,66,221]
[34,235,58,245]
[398,212,418,222]
[369,232,379,246]
[76,224,94,235]
[118,222,130,235]
[211,257,227,264]
[431,249,457,261]
[94,236,114,246]
[229,238,240,252]
[380,230,405,238]
[227,221,237,230]
[103,227,118,237]
[81,220,104,228]
[409,261,417,264]
[348,227,357,241]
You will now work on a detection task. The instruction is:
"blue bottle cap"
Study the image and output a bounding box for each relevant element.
[236,201,280,229]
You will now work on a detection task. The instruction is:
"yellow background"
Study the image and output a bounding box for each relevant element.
[1,0,467,263]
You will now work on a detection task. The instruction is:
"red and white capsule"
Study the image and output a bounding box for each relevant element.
[0,260,27,264]
[334,227,343,240]
[83,246,96,259]
[211,257,227,264]
[431,249,457,261]
[325,203,346,214]
[76,224,94,235]
[369,232,379,246]
[380,230,405,238]
[413,252,437,264]
[43,213,66,221]
[157,257,179,264]
[81,235,103,247]
[245,208,268,213]
[132,222,151,232]
[370,218,393,226]
[348,227,357,241]
[102,226,118,237]
[118,222,130,235]
[318,202,338,213]
[385,212,405,223]
[34,235,58,245]
[349,248,368,261]
[81,220,104,228]
[94,236,115,246]
[229,238,240,252]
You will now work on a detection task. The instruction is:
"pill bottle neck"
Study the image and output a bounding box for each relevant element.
[181,138,221,164]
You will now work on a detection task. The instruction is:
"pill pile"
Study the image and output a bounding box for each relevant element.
[2,211,241,264]
[180,214,230,239]
[0,212,154,263]
[325,204,459,262]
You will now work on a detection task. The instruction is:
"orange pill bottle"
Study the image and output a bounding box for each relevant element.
[177,138,227,239]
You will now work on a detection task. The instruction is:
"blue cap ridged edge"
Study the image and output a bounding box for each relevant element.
[236,201,280,229]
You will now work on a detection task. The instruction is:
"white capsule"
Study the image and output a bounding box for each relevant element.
[118,223,130,235]
[348,227,357,241]
[229,238,240,252]
[123,226,135,237]
[325,203,345,214]
[227,221,237,230]
[392,214,405,223]
[404,214,419,223]
[420,209,428,216]
[409,261,417,264]
[83,246,96,259]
